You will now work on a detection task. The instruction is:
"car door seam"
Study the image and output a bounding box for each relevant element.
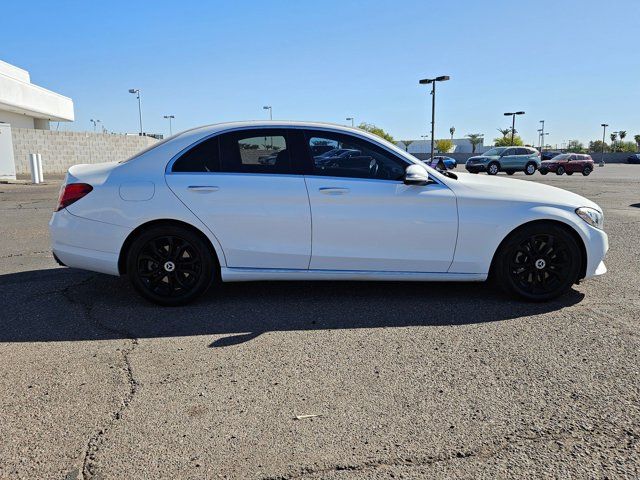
[302,176,314,270]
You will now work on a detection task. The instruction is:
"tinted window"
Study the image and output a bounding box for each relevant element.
[515,148,530,155]
[503,148,517,156]
[304,130,406,180]
[219,129,292,174]
[172,136,220,172]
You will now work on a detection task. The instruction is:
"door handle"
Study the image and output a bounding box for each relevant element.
[319,187,350,195]
[187,185,219,193]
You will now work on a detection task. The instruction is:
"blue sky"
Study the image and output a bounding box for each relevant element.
[3,0,639,147]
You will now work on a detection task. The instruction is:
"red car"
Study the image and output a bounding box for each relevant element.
[539,153,594,176]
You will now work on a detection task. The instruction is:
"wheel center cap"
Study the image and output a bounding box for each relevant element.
[535,259,546,270]
[164,261,176,272]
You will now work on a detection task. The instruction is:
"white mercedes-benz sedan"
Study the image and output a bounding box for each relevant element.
[49,121,608,305]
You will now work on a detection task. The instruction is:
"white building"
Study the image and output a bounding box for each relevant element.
[396,138,488,155]
[0,60,74,130]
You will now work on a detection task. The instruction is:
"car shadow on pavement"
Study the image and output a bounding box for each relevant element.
[0,268,585,347]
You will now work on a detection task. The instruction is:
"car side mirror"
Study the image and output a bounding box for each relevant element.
[404,164,429,186]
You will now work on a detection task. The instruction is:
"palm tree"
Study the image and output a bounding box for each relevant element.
[610,132,618,151]
[449,126,455,140]
[619,130,627,145]
[466,133,484,154]
[634,134,640,150]
[497,128,511,138]
[402,140,414,152]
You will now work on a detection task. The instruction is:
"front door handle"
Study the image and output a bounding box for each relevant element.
[187,185,219,193]
[319,187,350,195]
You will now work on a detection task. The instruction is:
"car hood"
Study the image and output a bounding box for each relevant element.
[451,172,601,211]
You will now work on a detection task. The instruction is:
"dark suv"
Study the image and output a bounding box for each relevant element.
[539,154,594,176]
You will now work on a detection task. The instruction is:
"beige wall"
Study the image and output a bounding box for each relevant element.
[11,129,159,174]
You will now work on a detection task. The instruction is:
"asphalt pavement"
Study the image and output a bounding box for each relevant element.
[0,165,638,479]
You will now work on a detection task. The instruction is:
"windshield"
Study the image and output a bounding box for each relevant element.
[551,154,570,160]
[482,147,507,157]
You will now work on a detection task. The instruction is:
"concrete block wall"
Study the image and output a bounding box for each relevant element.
[11,129,159,174]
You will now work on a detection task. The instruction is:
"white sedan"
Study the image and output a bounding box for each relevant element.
[50,121,608,305]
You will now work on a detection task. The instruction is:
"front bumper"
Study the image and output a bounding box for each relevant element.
[465,163,487,173]
[582,225,609,279]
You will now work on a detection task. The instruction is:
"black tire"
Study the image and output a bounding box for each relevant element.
[556,166,565,175]
[540,169,548,175]
[126,225,215,306]
[524,162,537,175]
[582,166,592,176]
[492,223,582,301]
[507,170,515,175]
[566,172,574,176]
[487,162,500,175]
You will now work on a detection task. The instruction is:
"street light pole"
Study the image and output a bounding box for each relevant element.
[419,75,450,164]
[128,89,143,135]
[539,120,545,157]
[163,115,175,136]
[600,123,608,166]
[346,117,354,127]
[504,111,525,144]
[263,106,272,120]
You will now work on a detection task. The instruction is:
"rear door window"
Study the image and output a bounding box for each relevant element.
[218,129,298,174]
[172,136,220,172]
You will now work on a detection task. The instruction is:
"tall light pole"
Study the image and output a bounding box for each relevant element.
[128,89,143,135]
[90,119,101,132]
[163,115,175,136]
[539,120,545,156]
[263,105,272,120]
[419,75,450,164]
[504,111,525,144]
[346,117,354,127]
[600,123,608,167]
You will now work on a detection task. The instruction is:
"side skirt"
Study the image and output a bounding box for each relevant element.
[220,267,487,283]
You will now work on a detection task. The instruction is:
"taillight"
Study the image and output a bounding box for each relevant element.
[55,183,93,211]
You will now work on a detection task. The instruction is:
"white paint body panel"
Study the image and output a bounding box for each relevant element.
[165,173,312,269]
[48,121,608,287]
[304,176,457,272]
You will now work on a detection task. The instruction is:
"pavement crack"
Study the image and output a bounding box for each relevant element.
[58,275,140,480]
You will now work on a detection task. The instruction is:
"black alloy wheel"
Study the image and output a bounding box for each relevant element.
[493,223,581,301]
[127,225,214,306]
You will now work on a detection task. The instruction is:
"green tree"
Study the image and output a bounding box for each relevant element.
[493,135,524,147]
[588,140,608,153]
[566,140,584,153]
[619,141,637,152]
[466,133,483,153]
[435,139,453,153]
[357,122,394,143]
[619,131,627,143]
[401,140,414,152]
[634,134,640,149]
[497,128,511,138]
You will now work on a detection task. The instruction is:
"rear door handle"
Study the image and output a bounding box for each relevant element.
[187,185,219,193]
[319,187,350,195]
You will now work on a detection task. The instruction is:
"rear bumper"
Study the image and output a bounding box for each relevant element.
[49,209,130,276]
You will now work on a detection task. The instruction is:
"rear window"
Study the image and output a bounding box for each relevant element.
[172,136,220,172]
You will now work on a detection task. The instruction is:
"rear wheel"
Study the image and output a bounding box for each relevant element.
[524,162,537,175]
[487,162,499,175]
[556,166,565,175]
[126,225,215,306]
[493,223,581,301]
[582,166,592,176]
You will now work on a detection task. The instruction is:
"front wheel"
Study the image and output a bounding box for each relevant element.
[126,225,215,306]
[540,169,548,175]
[556,166,565,175]
[582,166,592,176]
[492,223,581,301]
[487,162,499,175]
[524,162,537,175]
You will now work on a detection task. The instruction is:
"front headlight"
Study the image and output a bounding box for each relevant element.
[575,207,604,229]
